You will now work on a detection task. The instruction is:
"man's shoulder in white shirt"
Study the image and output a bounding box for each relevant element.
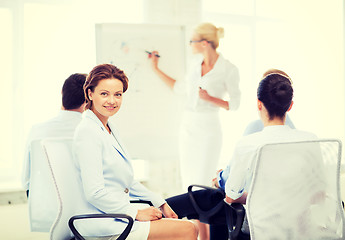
[22,110,82,190]
[27,110,82,141]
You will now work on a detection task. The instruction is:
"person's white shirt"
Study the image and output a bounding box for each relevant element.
[22,110,82,190]
[174,53,241,112]
[217,116,296,189]
[242,114,295,136]
[225,125,317,200]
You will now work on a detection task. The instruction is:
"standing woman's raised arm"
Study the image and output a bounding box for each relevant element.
[149,50,176,89]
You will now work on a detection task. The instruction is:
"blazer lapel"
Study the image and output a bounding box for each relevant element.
[107,121,129,161]
[85,110,129,162]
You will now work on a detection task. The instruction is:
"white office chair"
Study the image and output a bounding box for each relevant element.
[246,139,345,239]
[28,139,58,232]
[42,138,133,240]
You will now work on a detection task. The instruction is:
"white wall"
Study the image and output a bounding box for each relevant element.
[0,0,344,194]
[202,0,344,168]
[0,0,147,189]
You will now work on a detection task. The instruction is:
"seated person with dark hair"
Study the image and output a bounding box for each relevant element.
[166,69,317,240]
[215,69,295,190]
[22,73,87,197]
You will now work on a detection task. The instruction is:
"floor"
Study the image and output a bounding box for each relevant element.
[0,203,49,240]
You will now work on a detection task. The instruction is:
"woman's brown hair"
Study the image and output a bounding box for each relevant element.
[84,64,129,110]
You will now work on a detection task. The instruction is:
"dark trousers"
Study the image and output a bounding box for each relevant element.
[166,189,228,240]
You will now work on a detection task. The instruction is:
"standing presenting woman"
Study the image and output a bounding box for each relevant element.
[73,64,198,240]
[149,23,241,239]
[150,22,241,189]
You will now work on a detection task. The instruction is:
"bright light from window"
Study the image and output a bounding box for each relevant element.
[22,1,145,130]
[0,8,13,171]
[203,0,254,16]
[202,0,344,167]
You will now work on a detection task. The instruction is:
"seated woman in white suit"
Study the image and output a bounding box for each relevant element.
[73,64,198,240]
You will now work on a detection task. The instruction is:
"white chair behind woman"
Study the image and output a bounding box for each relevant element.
[28,139,58,232]
[42,138,133,240]
[246,139,345,239]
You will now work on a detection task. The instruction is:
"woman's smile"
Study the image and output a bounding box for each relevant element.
[104,105,117,111]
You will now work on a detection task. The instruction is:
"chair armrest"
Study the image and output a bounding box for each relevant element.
[130,199,153,206]
[68,214,134,240]
[187,184,225,223]
[224,203,246,240]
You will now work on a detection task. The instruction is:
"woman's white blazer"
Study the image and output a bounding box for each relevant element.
[73,110,165,235]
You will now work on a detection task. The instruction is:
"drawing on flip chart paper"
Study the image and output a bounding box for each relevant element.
[95,24,186,159]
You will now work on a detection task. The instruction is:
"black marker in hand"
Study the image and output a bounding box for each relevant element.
[146,51,160,58]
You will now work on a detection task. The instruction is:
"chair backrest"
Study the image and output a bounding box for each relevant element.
[28,139,58,232]
[246,139,345,240]
[43,138,78,240]
[43,138,127,240]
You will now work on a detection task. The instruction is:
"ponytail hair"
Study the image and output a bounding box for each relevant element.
[257,73,293,120]
[194,22,224,49]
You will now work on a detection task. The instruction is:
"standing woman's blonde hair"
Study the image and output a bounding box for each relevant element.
[194,22,224,49]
